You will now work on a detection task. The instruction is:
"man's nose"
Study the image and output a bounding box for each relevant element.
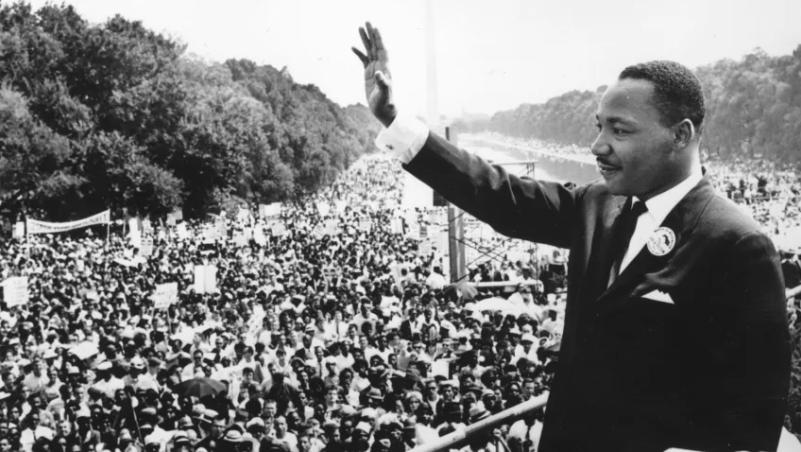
[590,133,611,157]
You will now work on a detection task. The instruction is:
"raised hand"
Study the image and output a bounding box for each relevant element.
[352,22,397,127]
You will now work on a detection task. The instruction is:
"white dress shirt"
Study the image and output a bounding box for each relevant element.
[621,170,702,272]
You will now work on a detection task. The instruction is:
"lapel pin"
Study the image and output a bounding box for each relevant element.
[647,227,676,256]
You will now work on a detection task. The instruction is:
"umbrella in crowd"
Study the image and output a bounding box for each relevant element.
[472,297,527,316]
[175,377,227,399]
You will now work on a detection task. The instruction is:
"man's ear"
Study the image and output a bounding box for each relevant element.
[673,119,695,148]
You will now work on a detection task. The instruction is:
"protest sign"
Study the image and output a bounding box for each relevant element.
[142,218,153,234]
[166,208,183,226]
[324,219,339,236]
[12,222,24,240]
[418,240,433,256]
[140,237,154,257]
[431,360,450,378]
[128,218,140,238]
[193,265,218,294]
[259,203,282,218]
[253,226,267,246]
[407,221,421,241]
[390,218,403,235]
[176,223,189,240]
[153,282,178,310]
[2,277,29,308]
[270,222,287,237]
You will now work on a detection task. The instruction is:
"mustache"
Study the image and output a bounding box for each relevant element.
[596,158,620,168]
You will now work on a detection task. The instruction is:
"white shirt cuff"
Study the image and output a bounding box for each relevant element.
[374,114,429,164]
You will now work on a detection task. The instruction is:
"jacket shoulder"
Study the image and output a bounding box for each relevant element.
[697,191,766,242]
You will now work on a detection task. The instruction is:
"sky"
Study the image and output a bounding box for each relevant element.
[24,0,801,119]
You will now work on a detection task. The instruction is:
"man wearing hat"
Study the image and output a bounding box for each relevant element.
[246,416,266,441]
[170,432,193,452]
[136,357,162,392]
[20,359,48,394]
[195,411,225,451]
[513,334,539,366]
[92,360,124,399]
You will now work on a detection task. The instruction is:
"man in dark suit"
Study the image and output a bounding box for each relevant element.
[353,23,790,452]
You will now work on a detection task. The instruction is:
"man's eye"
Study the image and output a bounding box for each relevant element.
[612,128,628,136]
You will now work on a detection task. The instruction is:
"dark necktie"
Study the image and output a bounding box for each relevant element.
[608,199,648,285]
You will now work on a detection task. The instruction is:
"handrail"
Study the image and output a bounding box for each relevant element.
[409,393,549,452]
[471,280,543,289]
[464,281,801,298]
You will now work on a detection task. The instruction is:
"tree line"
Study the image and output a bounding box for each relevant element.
[455,46,801,164]
[0,2,381,221]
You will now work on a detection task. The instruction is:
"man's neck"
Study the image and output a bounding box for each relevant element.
[639,155,702,201]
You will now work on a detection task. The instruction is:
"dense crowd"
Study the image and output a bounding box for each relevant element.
[0,155,566,452]
[2,149,800,452]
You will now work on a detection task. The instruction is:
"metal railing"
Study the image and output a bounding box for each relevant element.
[409,394,549,452]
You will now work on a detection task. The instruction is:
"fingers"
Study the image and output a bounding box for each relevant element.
[358,26,372,59]
[366,22,377,57]
[351,47,368,67]
[356,22,386,63]
[372,26,387,61]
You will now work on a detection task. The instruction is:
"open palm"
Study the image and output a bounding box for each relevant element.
[352,22,396,127]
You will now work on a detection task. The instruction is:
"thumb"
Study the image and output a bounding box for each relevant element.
[374,70,391,90]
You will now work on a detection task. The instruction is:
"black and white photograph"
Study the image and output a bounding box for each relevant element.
[0,0,800,451]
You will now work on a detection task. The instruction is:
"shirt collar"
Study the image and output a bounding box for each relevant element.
[635,169,703,226]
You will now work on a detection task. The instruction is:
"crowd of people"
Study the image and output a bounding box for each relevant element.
[0,154,567,452]
[1,148,800,452]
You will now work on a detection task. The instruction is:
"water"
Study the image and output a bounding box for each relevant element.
[458,133,600,184]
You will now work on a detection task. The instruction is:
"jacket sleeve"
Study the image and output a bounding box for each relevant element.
[712,231,790,451]
[402,132,581,249]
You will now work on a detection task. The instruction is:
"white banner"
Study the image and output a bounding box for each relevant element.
[26,210,110,235]
[153,282,178,310]
[3,277,29,308]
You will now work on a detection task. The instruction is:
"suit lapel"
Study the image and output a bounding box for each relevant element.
[584,195,628,302]
[595,178,715,311]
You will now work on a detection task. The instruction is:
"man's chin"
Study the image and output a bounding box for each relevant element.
[601,178,630,196]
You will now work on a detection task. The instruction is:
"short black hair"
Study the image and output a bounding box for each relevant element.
[619,60,705,132]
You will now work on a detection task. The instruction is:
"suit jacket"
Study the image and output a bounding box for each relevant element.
[403,133,790,452]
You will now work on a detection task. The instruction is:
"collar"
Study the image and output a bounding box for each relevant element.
[635,169,703,226]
